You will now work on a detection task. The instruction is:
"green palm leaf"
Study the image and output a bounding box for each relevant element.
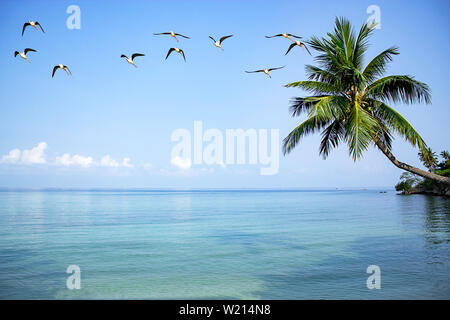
[372,100,427,151]
[283,116,329,155]
[307,95,348,120]
[304,65,338,85]
[285,81,340,95]
[352,20,375,69]
[363,47,399,83]
[288,96,326,117]
[344,104,379,160]
[367,75,431,104]
[319,120,346,158]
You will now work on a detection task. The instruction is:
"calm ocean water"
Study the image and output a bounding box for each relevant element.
[0,189,448,299]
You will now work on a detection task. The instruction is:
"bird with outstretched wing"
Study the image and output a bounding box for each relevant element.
[209,35,233,50]
[245,66,285,78]
[285,42,311,56]
[22,21,45,36]
[265,33,302,39]
[166,48,186,62]
[154,31,190,42]
[52,65,71,78]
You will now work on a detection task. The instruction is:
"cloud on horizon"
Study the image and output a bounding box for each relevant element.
[55,153,93,167]
[1,142,47,165]
[100,155,120,168]
[1,143,221,177]
[122,157,134,168]
[1,143,134,170]
[171,156,192,170]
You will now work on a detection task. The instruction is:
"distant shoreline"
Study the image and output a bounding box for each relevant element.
[0,187,395,192]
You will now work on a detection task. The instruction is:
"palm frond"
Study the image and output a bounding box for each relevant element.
[441,150,450,160]
[336,17,356,61]
[372,100,427,151]
[367,75,431,104]
[283,116,329,155]
[362,47,399,83]
[288,96,326,117]
[288,95,349,119]
[304,65,338,85]
[379,127,393,151]
[319,120,346,158]
[418,147,438,170]
[285,81,340,95]
[375,120,393,151]
[306,95,349,121]
[352,21,375,69]
[307,36,343,76]
[344,104,379,160]
[307,36,331,53]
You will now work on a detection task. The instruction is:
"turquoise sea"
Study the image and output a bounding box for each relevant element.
[0,189,448,299]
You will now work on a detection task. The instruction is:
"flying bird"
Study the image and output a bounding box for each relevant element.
[14,48,37,63]
[245,66,285,78]
[285,41,311,55]
[120,53,145,67]
[22,21,45,36]
[209,35,233,50]
[166,47,186,62]
[265,33,302,42]
[153,31,190,42]
[52,64,71,77]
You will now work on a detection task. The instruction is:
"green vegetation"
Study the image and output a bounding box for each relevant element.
[418,147,438,170]
[283,17,450,186]
[395,149,449,195]
[395,172,421,194]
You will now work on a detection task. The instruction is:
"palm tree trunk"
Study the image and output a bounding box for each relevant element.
[374,139,450,185]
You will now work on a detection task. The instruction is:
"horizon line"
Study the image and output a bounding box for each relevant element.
[0,186,394,192]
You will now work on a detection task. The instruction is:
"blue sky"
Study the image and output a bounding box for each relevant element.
[0,0,449,188]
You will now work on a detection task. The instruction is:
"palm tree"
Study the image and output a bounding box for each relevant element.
[418,147,438,171]
[283,17,450,185]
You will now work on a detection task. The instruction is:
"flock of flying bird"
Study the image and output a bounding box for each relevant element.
[14,21,311,79]
[15,20,71,77]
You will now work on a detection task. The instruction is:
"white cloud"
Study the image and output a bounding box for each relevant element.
[1,143,137,171]
[1,142,47,165]
[21,142,47,164]
[122,157,134,168]
[171,156,192,170]
[1,149,21,164]
[56,153,93,167]
[100,155,119,167]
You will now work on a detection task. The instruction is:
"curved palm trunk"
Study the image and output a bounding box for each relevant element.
[375,139,450,185]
